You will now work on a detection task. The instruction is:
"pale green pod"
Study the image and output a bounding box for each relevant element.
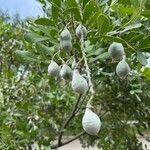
[60,27,72,41]
[61,40,72,52]
[116,59,130,78]
[108,42,125,60]
[48,60,60,77]
[60,64,73,80]
[75,24,87,39]
[72,69,88,94]
[82,108,101,135]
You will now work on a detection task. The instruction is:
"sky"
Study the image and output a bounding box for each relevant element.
[0,0,43,18]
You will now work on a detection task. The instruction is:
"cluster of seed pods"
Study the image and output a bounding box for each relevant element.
[108,42,130,78]
[48,24,101,136]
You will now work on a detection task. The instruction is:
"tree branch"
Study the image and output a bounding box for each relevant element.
[58,94,82,146]
[51,131,85,149]
[80,28,95,107]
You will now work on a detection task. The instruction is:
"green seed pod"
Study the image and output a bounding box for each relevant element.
[60,27,72,41]
[116,59,130,78]
[60,40,72,52]
[60,64,73,80]
[108,42,125,61]
[72,69,88,94]
[82,108,101,135]
[75,24,87,39]
[48,60,60,77]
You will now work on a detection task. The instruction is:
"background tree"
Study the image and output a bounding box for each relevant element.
[0,0,150,149]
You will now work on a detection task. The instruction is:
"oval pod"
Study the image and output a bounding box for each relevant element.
[108,42,125,60]
[48,60,60,77]
[75,24,87,39]
[116,59,130,78]
[60,27,72,41]
[72,69,88,94]
[61,40,72,52]
[82,108,101,135]
[60,64,73,80]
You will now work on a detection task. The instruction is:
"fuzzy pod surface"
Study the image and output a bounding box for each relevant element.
[48,60,60,77]
[60,64,73,80]
[116,59,130,78]
[72,69,88,94]
[82,108,101,135]
[60,40,72,52]
[108,42,125,60]
[75,24,87,39]
[60,27,72,41]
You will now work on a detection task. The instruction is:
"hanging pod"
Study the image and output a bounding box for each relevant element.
[116,59,130,78]
[48,60,60,77]
[82,108,101,135]
[60,27,72,41]
[71,69,88,94]
[60,40,72,52]
[75,24,87,39]
[108,42,125,61]
[60,64,73,80]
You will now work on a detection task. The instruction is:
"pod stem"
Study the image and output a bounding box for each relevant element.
[80,25,95,107]
[52,50,60,60]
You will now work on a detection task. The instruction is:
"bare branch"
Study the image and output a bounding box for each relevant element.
[51,131,85,149]
[58,94,82,146]
[80,28,95,108]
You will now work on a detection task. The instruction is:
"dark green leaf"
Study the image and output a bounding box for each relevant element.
[141,10,150,18]
[34,18,55,26]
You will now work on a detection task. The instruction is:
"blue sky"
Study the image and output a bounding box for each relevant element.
[0,0,43,18]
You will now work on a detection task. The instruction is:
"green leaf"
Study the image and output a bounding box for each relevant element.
[87,48,104,57]
[87,12,100,27]
[36,43,54,56]
[143,68,150,80]
[83,0,99,23]
[126,32,144,43]
[65,0,81,21]
[141,10,150,18]
[89,52,109,62]
[15,50,38,63]
[34,18,55,26]
[97,14,110,35]
[24,32,50,43]
[137,51,147,66]
[63,7,81,21]
[51,0,61,23]
[139,36,150,50]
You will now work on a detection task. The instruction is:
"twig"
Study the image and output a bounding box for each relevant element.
[80,26,95,107]
[51,131,85,149]
[58,94,82,146]
[75,89,90,114]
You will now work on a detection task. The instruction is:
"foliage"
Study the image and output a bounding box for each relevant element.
[0,0,150,149]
